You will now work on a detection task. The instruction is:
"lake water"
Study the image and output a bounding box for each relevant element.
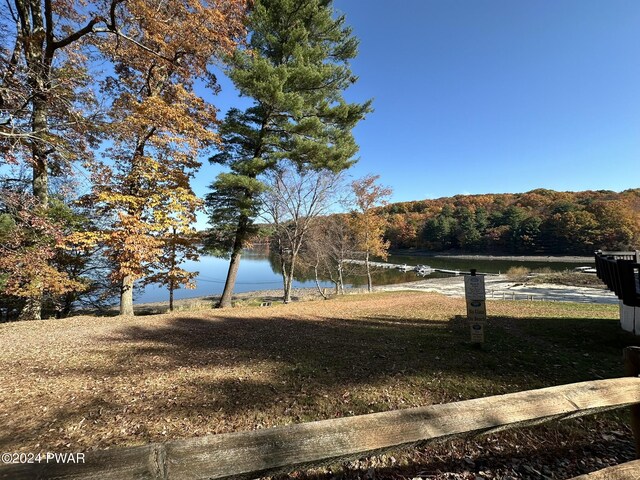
[137,247,588,304]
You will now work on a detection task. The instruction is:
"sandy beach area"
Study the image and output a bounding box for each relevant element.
[376,274,616,304]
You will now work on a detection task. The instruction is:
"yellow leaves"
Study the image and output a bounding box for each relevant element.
[81,0,249,292]
[86,156,202,284]
[65,231,104,251]
[350,175,393,259]
[115,0,247,72]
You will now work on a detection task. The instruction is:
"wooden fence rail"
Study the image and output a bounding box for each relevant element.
[569,459,640,479]
[594,250,640,307]
[2,347,640,480]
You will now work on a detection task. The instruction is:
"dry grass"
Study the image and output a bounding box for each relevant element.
[529,269,607,288]
[0,292,637,461]
[505,266,530,282]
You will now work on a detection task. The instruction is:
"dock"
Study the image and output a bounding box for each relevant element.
[344,259,433,274]
[343,260,499,277]
[433,268,498,276]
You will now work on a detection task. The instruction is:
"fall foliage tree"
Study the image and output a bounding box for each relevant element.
[72,0,246,315]
[0,0,106,203]
[206,0,371,308]
[350,174,392,292]
[0,190,86,320]
[1,0,247,318]
[1,0,109,318]
[386,189,640,254]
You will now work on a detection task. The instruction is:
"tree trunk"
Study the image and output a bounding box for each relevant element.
[169,236,176,312]
[31,98,49,206]
[25,93,49,320]
[280,254,290,303]
[218,250,241,308]
[365,251,373,292]
[21,0,50,317]
[218,215,250,308]
[283,269,293,303]
[283,249,298,304]
[337,260,345,294]
[120,275,134,316]
[18,296,42,321]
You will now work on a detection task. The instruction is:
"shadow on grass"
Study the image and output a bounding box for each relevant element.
[2,308,639,456]
[98,312,640,408]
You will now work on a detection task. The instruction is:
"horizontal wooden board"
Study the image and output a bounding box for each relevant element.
[2,377,639,480]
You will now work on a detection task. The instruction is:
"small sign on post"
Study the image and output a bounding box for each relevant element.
[465,269,486,344]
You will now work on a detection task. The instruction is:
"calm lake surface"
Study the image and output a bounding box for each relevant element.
[137,247,589,304]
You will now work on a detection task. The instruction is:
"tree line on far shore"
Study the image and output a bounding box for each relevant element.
[381,188,640,255]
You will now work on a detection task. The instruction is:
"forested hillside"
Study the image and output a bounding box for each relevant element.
[381,189,640,254]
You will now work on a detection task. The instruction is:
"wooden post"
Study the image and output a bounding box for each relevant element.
[624,346,640,458]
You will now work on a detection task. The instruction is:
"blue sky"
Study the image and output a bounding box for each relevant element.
[195,0,640,212]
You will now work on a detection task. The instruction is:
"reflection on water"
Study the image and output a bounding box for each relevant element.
[138,247,585,304]
[138,247,334,303]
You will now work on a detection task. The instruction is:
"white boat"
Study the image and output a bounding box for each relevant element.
[416,265,433,276]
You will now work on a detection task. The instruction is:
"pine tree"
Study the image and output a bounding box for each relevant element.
[206,0,371,307]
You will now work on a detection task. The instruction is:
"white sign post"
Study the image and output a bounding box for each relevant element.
[464,270,486,344]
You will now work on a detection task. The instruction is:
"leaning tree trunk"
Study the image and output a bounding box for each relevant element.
[218,216,250,308]
[120,275,134,316]
[219,250,241,308]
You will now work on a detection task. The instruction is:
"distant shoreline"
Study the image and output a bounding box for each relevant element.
[390,251,594,263]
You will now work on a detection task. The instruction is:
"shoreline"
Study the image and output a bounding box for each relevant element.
[132,273,616,314]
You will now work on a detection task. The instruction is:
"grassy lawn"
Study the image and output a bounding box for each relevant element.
[0,292,638,467]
